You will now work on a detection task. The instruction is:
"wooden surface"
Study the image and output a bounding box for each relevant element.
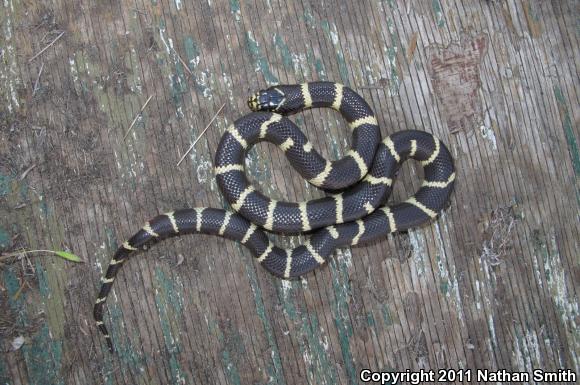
[1,0,578,384]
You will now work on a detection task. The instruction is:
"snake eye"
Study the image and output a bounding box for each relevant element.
[259,93,272,107]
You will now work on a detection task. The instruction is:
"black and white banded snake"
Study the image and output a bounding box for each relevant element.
[94,81,455,352]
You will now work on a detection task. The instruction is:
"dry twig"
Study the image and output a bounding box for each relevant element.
[177,103,226,166]
[19,164,36,181]
[32,62,45,96]
[123,95,153,140]
[175,51,193,75]
[29,31,65,63]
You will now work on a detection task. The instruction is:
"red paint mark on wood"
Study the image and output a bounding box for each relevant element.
[428,34,488,133]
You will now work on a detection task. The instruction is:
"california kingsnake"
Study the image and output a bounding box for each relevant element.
[94,82,455,352]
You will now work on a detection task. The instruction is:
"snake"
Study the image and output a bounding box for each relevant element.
[94,81,455,352]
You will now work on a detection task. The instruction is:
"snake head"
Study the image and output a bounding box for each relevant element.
[247,87,286,112]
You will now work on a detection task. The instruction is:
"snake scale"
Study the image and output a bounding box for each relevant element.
[94,81,455,352]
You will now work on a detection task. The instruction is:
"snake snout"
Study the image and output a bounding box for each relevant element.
[247,93,260,111]
[248,89,285,112]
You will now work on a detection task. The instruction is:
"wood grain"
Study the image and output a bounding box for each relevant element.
[0,0,578,384]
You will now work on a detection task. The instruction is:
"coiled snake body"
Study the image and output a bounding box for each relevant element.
[94,82,455,352]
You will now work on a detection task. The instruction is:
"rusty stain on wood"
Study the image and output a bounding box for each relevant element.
[0,0,578,384]
[428,34,488,133]
[522,2,543,38]
[406,32,419,63]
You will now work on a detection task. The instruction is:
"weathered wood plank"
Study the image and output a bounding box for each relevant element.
[1,0,578,384]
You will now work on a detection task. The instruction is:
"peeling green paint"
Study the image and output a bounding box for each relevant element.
[229,0,241,21]
[273,34,294,70]
[329,249,357,384]
[0,227,10,249]
[23,175,78,346]
[320,21,350,86]
[3,267,25,315]
[206,316,246,385]
[156,269,185,314]
[487,313,498,352]
[184,37,200,70]
[0,173,14,197]
[158,21,214,101]
[182,36,214,101]
[104,227,117,256]
[3,266,64,385]
[366,312,375,327]
[35,259,65,340]
[432,0,445,27]
[267,276,338,383]
[0,266,30,385]
[303,9,316,28]
[553,87,579,176]
[22,325,64,385]
[154,269,188,384]
[0,359,9,385]
[439,278,449,295]
[237,244,285,384]
[294,116,305,128]
[245,31,279,85]
[532,230,579,367]
[221,350,241,385]
[381,304,393,326]
[306,49,327,81]
[99,300,147,384]
[436,215,466,326]
[434,224,459,305]
[170,69,188,107]
[385,45,399,94]
[526,2,540,22]
[37,202,48,222]
[298,313,337,384]
[512,322,539,370]
[158,19,188,107]
[277,281,299,321]
[553,86,580,206]
[380,0,396,9]
[384,18,401,95]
